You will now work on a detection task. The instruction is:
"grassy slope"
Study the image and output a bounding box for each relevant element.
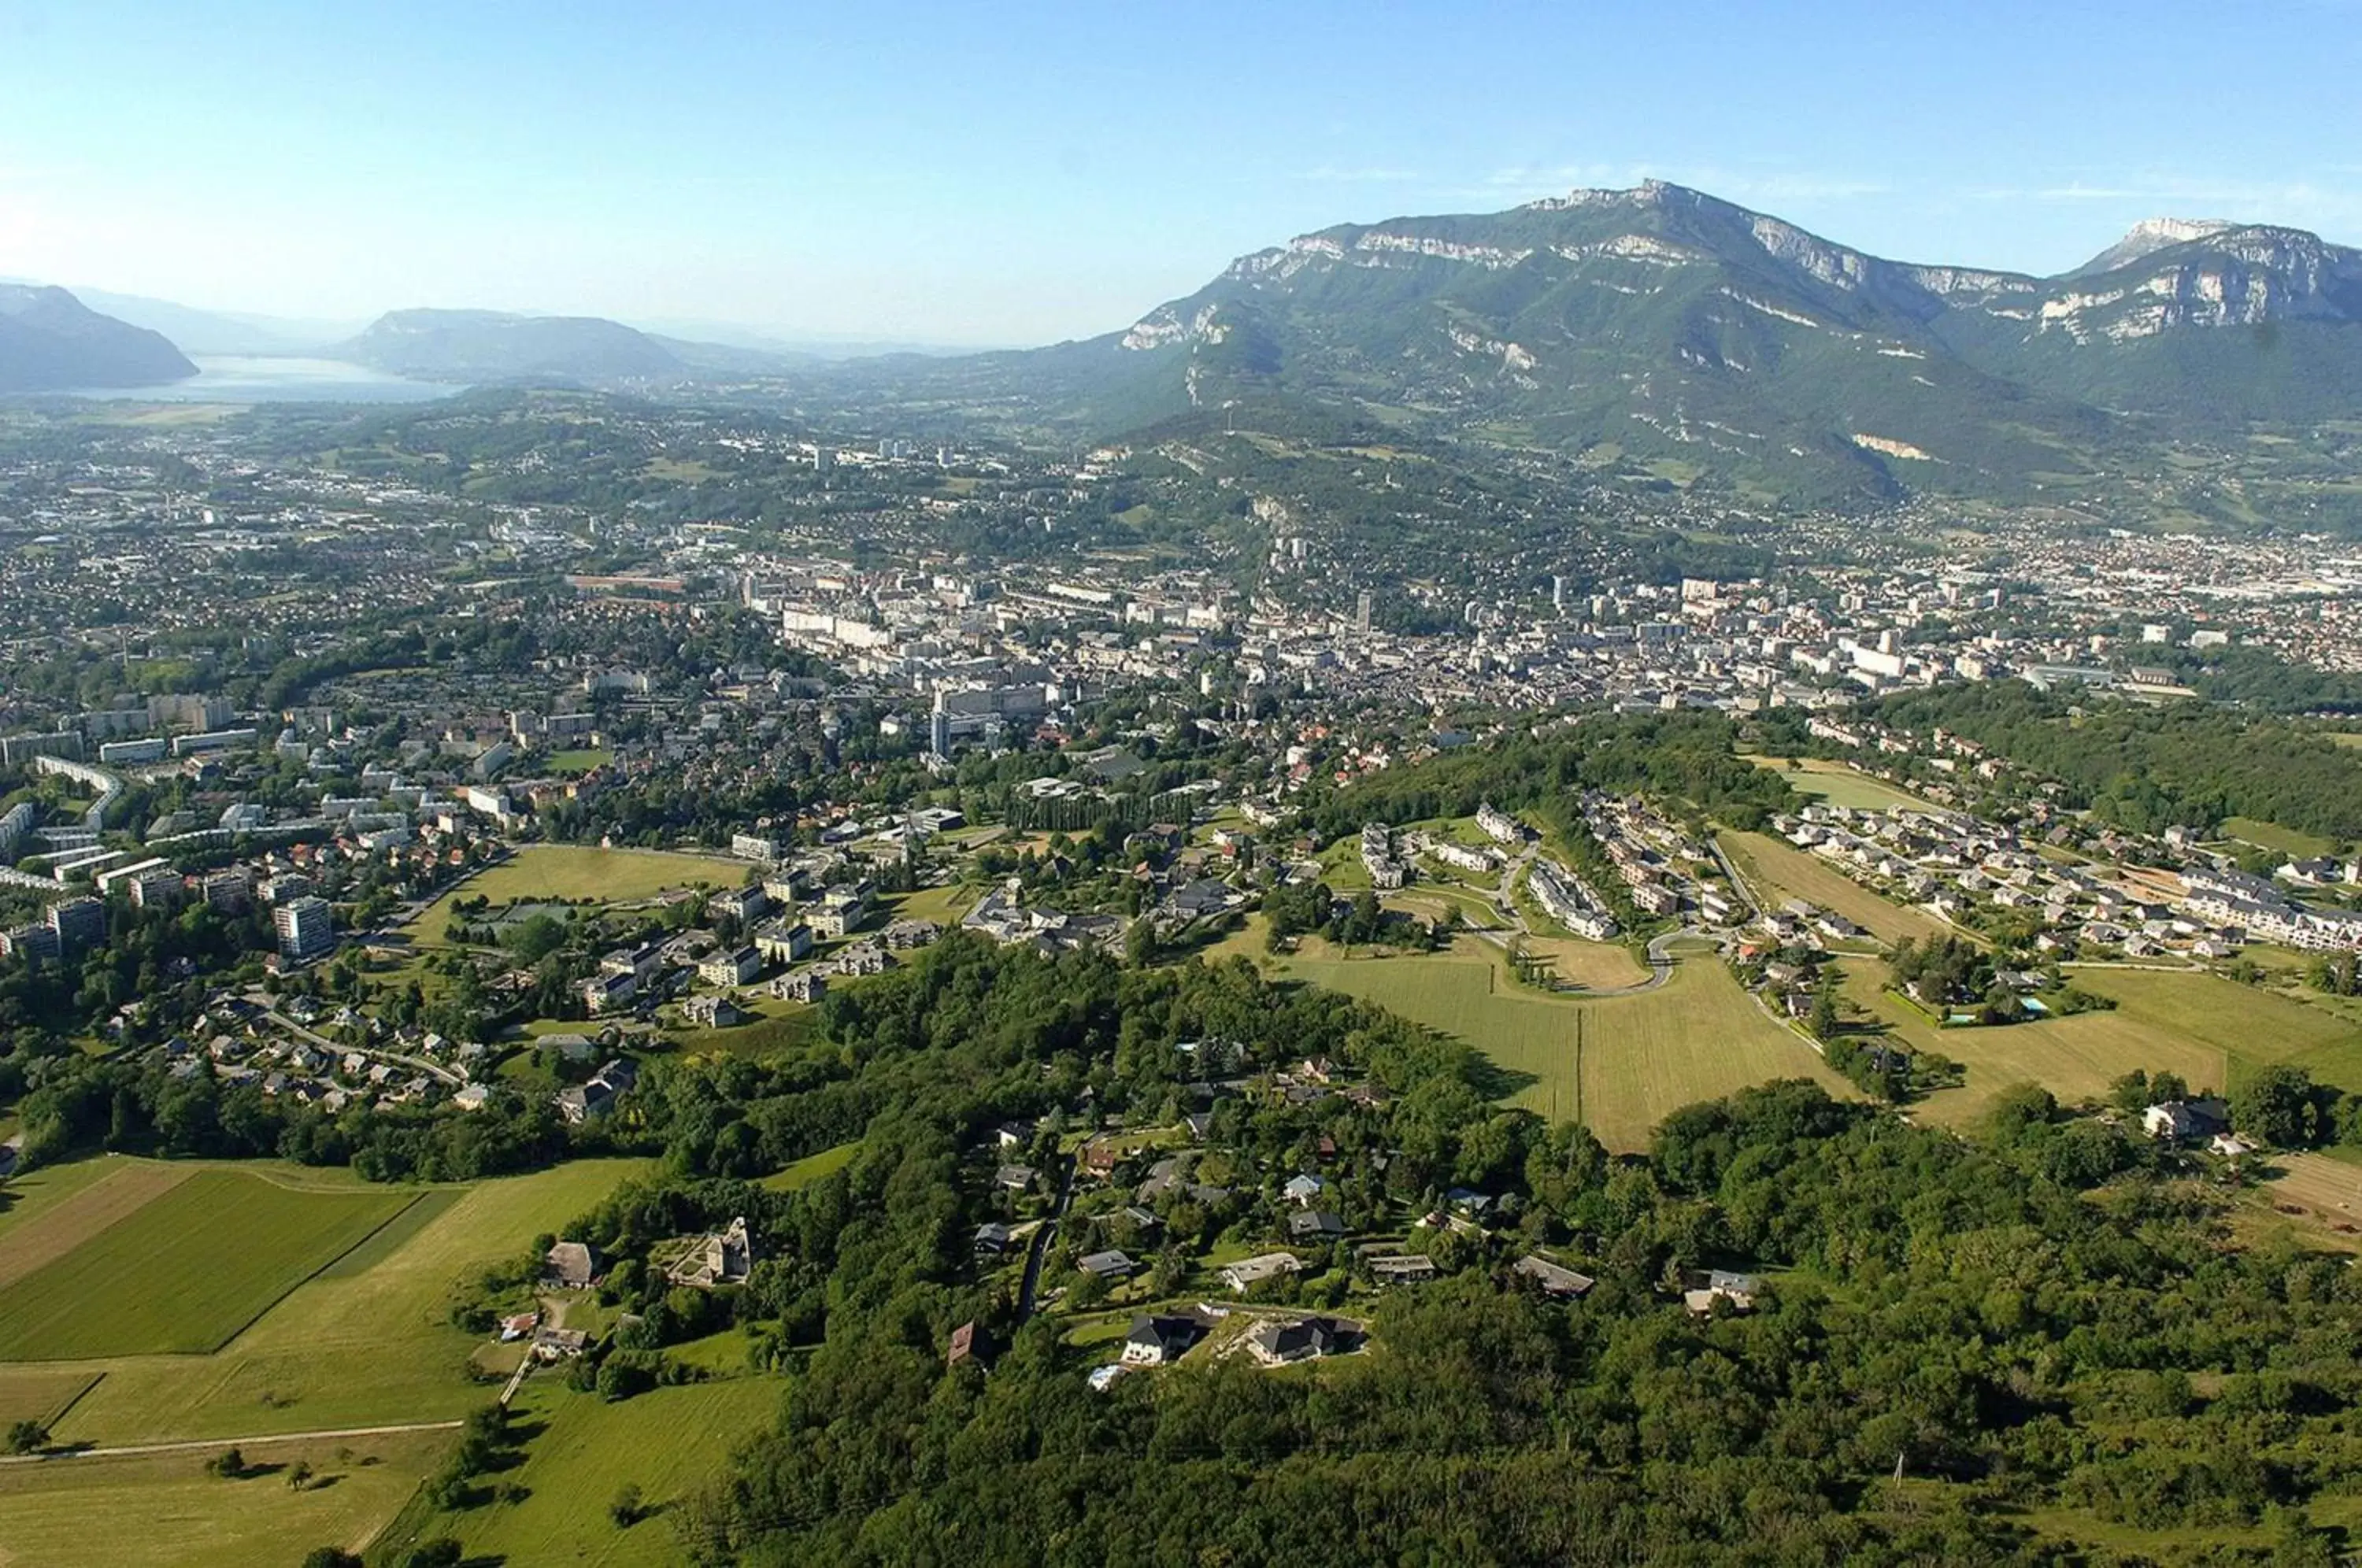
[1720,830,1956,946]
[41,1159,648,1445]
[439,1378,783,1567]
[1741,756,1942,812]
[0,1429,453,1568]
[1275,939,1851,1150]
[0,1173,416,1360]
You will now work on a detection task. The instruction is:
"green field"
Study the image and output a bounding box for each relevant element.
[423,1378,783,1567]
[547,746,614,775]
[1838,960,2362,1126]
[1273,940,1852,1149]
[757,1141,859,1193]
[1720,830,1956,947]
[0,1171,416,1360]
[26,1159,648,1447]
[2219,815,2334,859]
[888,882,979,925]
[0,1428,453,1568]
[406,845,742,949]
[1742,756,1940,812]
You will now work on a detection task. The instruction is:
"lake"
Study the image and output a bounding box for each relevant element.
[68,356,458,405]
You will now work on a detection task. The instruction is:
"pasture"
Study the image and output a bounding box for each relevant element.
[0,1428,452,1568]
[42,1158,648,1446]
[1275,941,1852,1149]
[0,1170,416,1360]
[431,1378,783,1567]
[1742,756,1940,812]
[1720,830,1957,947]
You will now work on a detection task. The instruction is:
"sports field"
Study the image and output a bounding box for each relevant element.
[429,1378,783,1567]
[1276,940,1852,1149]
[0,1170,416,1360]
[13,1158,648,1448]
[1742,756,1940,812]
[1720,830,1956,947]
[0,1428,452,1568]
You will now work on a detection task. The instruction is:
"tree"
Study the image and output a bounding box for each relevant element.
[609,1481,646,1527]
[207,1446,246,1478]
[1809,987,1841,1042]
[5,1419,47,1455]
[288,1459,315,1490]
[301,1550,364,1568]
[2233,1063,2322,1148]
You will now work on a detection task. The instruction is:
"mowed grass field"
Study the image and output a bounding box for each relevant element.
[1275,941,1852,1150]
[1742,756,1940,812]
[405,844,742,949]
[1834,960,2362,1128]
[0,1428,453,1568]
[426,1378,783,1568]
[1720,830,1957,947]
[2219,815,2334,859]
[18,1158,649,1447]
[0,1170,417,1360]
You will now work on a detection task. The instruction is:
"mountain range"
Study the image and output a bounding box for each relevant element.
[9,182,2360,507]
[0,284,198,393]
[925,179,2362,502]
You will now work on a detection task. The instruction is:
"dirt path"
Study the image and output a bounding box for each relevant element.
[0,1418,464,1466]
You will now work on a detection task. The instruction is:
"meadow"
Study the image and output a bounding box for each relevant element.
[8,1158,648,1448]
[404,844,743,949]
[757,1140,859,1193]
[1834,960,2362,1127]
[0,1428,454,1568]
[0,1170,417,1360]
[424,1377,783,1567]
[1742,756,1941,812]
[1720,830,1957,947]
[2219,815,2334,859]
[1275,939,1852,1149]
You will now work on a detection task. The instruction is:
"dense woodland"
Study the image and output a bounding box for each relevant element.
[1871,682,2362,843]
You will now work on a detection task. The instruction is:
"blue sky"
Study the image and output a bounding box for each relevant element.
[2,0,2356,345]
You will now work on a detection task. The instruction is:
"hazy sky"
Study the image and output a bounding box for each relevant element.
[3,0,2357,346]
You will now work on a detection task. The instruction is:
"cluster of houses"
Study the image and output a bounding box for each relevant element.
[1777,801,2266,961]
[1526,857,1619,942]
[1579,792,1729,922]
[151,993,488,1113]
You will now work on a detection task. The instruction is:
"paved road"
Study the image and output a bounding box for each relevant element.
[261,1008,465,1087]
[1015,1156,1078,1321]
[0,1419,465,1466]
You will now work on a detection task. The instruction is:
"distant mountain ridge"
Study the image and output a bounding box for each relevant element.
[336,309,687,381]
[846,179,2362,505]
[0,285,198,392]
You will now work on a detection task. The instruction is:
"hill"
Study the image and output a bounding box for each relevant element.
[60,288,357,356]
[0,285,199,392]
[335,308,685,381]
